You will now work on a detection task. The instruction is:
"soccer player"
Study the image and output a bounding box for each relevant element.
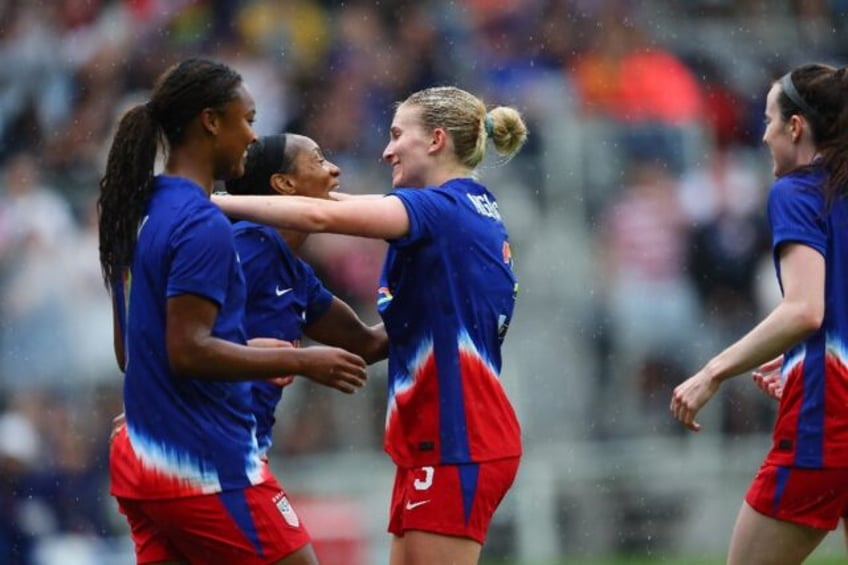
[98,58,367,564]
[224,133,388,458]
[670,63,848,564]
[214,86,528,565]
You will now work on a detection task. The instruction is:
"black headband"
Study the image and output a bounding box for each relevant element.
[780,72,818,120]
[259,134,288,176]
[225,134,288,196]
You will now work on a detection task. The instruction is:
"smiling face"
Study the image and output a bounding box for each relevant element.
[282,135,340,199]
[382,103,435,188]
[212,83,258,180]
[762,82,799,178]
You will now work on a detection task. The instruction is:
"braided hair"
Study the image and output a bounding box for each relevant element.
[97,58,243,286]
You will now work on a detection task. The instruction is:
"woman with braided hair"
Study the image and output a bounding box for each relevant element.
[671,63,848,564]
[98,58,366,565]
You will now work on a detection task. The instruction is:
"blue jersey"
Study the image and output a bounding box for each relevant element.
[379,177,522,467]
[111,176,268,499]
[766,166,848,468]
[232,221,333,455]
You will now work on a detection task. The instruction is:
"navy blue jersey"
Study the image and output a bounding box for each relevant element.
[111,176,268,499]
[379,178,522,467]
[766,167,848,468]
[232,221,333,454]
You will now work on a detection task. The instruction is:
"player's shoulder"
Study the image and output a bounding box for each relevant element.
[232,220,275,239]
[770,168,824,204]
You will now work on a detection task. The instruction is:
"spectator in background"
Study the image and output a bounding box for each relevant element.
[569,7,704,174]
[0,410,41,565]
[681,143,773,435]
[0,151,75,391]
[596,156,699,434]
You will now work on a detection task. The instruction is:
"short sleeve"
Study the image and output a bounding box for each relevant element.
[767,176,826,257]
[301,259,333,323]
[389,188,455,247]
[167,204,236,306]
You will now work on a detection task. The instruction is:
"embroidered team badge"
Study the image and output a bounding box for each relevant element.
[273,492,300,527]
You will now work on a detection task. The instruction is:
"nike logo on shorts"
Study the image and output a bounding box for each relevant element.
[405,499,430,510]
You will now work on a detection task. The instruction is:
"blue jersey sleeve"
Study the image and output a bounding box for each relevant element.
[300,259,333,323]
[167,204,236,306]
[768,174,827,258]
[389,188,454,247]
[233,224,276,308]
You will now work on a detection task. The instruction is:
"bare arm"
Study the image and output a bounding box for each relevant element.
[111,296,125,372]
[329,192,386,201]
[671,243,824,431]
[305,297,389,364]
[212,193,410,240]
[166,293,367,393]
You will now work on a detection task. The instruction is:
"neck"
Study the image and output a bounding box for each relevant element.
[279,228,308,251]
[165,149,215,196]
[428,164,473,187]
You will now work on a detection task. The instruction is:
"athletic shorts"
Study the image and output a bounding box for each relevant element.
[388,457,520,544]
[116,478,311,564]
[745,463,848,530]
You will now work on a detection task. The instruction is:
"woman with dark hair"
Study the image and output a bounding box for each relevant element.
[671,63,848,564]
[225,133,387,458]
[98,58,366,565]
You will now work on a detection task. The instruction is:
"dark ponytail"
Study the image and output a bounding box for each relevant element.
[97,104,159,286]
[97,58,243,286]
[778,64,848,204]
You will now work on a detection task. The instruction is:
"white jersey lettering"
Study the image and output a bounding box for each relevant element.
[466,193,502,221]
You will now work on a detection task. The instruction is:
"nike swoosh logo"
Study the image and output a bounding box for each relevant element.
[275,286,293,297]
[405,500,430,510]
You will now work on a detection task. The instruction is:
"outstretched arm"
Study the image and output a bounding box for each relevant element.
[670,242,823,431]
[213,193,410,240]
[329,192,385,201]
[306,297,389,364]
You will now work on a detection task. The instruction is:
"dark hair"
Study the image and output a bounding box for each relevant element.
[777,64,848,203]
[225,134,293,196]
[97,58,243,286]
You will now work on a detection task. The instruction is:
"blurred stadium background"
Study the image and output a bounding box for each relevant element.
[1,0,847,563]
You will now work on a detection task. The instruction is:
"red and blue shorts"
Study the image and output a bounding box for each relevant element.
[745,463,848,530]
[388,457,520,544]
[116,478,311,564]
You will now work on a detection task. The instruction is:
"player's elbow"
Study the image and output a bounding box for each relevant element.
[166,337,206,377]
[299,206,334,233]
[794,301,824,334]
[368,330,390,364]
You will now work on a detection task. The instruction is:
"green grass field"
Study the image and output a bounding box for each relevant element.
[482,554,846,565]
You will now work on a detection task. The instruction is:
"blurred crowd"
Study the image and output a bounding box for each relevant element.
[0,0,847,562]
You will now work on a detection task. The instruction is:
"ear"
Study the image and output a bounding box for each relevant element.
[200,107,220,136]
[789,114,805,143]
[429,128,448,155]
[270,173,296,196]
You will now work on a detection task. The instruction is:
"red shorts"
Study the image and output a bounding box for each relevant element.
[745,463,848,530]
[116,479,311,564]
[388,457,520,544]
